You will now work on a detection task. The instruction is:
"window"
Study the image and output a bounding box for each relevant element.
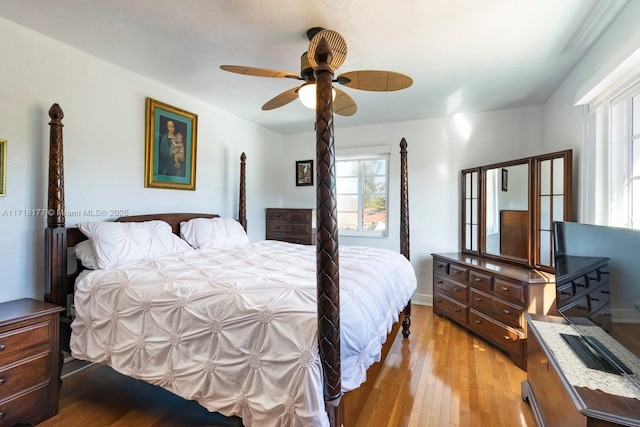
[583,81,640,230]
[336,150,389,237]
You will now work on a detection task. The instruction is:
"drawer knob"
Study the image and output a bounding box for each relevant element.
[436,265,443,269]
[0,343,5,351]
[436,281,443,284]
[0,411,4,419]
[503,309,511,315]
[501,287,509,292]
[591,297,600,302]
[474,320,481,324]
[453,287,460,292]
[504,336,512,341]
[475,278,482,282]
[453,270,461,274]
[454,308,461,313]
[435,299,443,303]
[602,290,610,294]
[475,297,482,302]
[0,377,4,385]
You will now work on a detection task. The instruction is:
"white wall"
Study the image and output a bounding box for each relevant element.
[280,106,546,304]
[0,18,283,303]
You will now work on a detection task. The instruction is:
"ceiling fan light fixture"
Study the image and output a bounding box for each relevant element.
[298,83,336,109]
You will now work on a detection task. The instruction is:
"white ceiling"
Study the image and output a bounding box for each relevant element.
[0,0,629,134]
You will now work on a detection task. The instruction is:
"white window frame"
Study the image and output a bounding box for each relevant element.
[582,76,640,230]
[336,145,390,238]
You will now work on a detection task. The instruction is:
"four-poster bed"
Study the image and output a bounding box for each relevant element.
[43,38,414,427]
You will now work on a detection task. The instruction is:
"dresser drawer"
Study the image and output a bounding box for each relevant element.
[0,351,50,399]
[587,285,610,314]
[556,282,575,305]
[434,294,468,325]
[469,310,524,356]
[448,264,468,284]
[0,321,50,362]
[266,210,291,222]
[492,278,525,305]
[469,270,492,293]
[470,289,524,329]
[561,295,590,318]
[433,260,449,276]
[267,222,309,235]
[434,275,468,304]
[0,383,49,426]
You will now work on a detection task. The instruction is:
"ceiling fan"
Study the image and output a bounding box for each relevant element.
[220,27,413,116]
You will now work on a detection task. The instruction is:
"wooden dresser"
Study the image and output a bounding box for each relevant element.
[265,208,316,245]
[432,253,556,369]
[0,298,64,426]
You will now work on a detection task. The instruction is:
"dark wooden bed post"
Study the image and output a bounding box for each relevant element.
[314,37,342,426]
[400,138,412,338]
[44,103,68,308]
[239,152,247,231]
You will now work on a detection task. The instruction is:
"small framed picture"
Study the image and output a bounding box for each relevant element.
[144,97,198,190]
[0,139,6,196]
[296,160,313,186]
[501,168,508,192]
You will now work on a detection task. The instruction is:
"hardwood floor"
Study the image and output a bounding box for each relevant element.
[38,305,536,427]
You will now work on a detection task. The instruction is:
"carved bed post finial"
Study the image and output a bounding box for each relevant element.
[399,138,412,338]
[314,36,342,425]
[239,152,247,231]
[48,103,65,228]
[45,103,68,307]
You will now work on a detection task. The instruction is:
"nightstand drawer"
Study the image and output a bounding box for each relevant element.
[0,352,50,399]
[0,321,50,361]
[0,383,49,426]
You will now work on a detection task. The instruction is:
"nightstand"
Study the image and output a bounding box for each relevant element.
[0,298,64,426]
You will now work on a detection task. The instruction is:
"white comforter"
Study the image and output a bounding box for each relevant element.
[70,240,416,427]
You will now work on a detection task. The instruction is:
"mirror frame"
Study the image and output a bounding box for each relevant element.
[461,149,572,272]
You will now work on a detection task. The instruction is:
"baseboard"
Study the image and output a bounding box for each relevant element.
[411,293,432,306]
[612,308,640,323]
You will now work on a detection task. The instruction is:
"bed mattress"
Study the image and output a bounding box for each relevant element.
[70,240,416,427]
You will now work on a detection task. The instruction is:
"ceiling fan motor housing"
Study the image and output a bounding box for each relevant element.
[300,52,314,81]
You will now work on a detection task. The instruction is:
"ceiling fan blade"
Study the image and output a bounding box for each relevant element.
[337,70,413,91]
[262,87,300,111]
[308,29,347,71]
[220,65,300,79]
[334,88,357,116]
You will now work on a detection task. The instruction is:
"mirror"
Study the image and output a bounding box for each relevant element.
[484,162,529,261]
[461,149,572,271]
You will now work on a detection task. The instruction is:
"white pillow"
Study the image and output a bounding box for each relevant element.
[78,220,192,270]
[73,240,99,270]
[180,217,249,249]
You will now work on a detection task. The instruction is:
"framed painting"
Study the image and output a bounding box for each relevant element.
[0,139,5,196]
[144,98,198,190]
[296,160,313,186]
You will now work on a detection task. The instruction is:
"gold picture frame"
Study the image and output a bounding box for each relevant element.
[0,139,6,196]
[144,98,198,190]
